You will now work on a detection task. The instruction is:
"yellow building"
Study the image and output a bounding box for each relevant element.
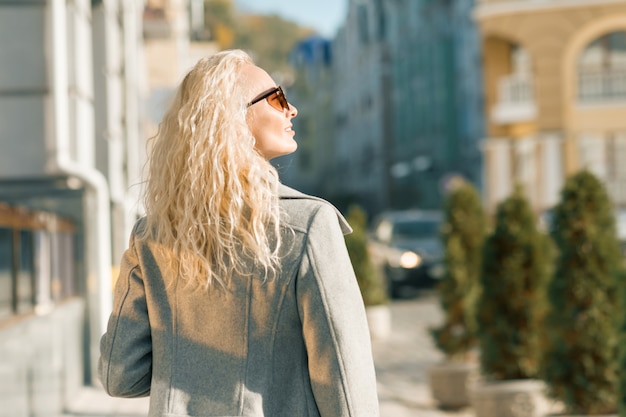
[475,0,626,215]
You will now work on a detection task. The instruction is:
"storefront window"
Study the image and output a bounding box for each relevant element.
[0,228,12,319]
[0,205,76,321]
[17,230,35,313]
[58,232,76,299]
[34,231,52,312]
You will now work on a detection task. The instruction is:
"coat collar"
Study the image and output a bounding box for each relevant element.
[279,184,352,235]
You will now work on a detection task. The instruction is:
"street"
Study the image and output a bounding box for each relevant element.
[64,294,472,417]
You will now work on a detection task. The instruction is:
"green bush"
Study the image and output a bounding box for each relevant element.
[619,269,626,417]
[431,181,486,360]
[541,170,622,415]
[345,205,389,306]
[477,186,551,380]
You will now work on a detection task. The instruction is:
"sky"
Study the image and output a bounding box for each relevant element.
[233,0,348,38]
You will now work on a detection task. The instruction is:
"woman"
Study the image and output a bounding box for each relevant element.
[98,49,380,416]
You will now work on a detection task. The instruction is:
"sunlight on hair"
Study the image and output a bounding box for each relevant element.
[138,50,283,287]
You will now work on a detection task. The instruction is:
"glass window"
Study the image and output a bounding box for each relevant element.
[393,219,441,240]
[17,230,35,313]
[579,31,626,70]
[0,207,77,320]
[60,231,76,298]
[578,31,626,101]
[357,4,369,44]
[34,230,52,311]
[0,228,13,319]
[50,231,61,301]
[51,231,76,301]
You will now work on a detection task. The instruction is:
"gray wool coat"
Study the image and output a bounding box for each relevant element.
[98,184,380,417]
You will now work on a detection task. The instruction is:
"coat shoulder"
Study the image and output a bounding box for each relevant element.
[279,184,352,235]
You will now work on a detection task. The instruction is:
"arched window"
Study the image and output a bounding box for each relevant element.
[578,31,626,102]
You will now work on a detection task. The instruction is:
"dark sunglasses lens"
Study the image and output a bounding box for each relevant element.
[267,91,289,111]
[276,88,289,110]
[268,90,289,111]
[267,94,283,111]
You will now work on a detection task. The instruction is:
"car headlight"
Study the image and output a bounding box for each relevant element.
[399,251,422,269]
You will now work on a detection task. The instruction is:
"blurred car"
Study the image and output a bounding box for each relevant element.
[368,210,445,298]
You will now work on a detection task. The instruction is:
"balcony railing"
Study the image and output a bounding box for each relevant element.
[578,69,626,103]
[491,73,536,124]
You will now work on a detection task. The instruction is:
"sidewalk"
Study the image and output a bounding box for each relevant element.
[64,294,469,417]
[63,387,149,416]
[372,294,472,417]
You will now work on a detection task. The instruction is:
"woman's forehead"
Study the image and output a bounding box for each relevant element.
[240,64,275,93]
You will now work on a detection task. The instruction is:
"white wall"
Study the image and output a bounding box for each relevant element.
[0,4,48,178]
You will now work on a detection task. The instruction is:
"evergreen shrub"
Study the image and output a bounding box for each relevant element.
[541,170,622,415]
[345,205,389,306]
[477,186,551,380]
[431,181,486,360]
[617,268,626,417]
[619,269,626,417]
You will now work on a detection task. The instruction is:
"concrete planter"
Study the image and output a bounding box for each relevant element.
[548,414,617,417]
[365,304,391,340]
[546,413,618,417]
[470,379,551,417]
[428,361,478,409]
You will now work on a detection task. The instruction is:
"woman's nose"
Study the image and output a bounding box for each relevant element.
[288,103,298,117]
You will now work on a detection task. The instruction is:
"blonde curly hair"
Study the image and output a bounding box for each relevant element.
[139,49,283,287]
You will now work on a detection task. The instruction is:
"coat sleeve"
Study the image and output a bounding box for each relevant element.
[98,230,152,398]
[297,204,380,417]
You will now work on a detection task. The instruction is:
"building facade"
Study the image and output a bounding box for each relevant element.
[287,0,484,216]
[330,0,390,215]
[383,0,484,210]
[277,36,336,198]
[0,0,145,414]
[476,0,626,215]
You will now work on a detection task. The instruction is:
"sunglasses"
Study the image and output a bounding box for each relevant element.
[247,86,289,112]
